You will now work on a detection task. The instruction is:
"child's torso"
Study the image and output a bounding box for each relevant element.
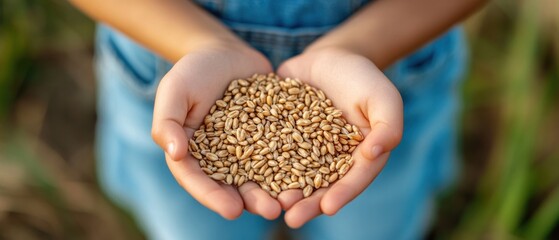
[194,0,371,28]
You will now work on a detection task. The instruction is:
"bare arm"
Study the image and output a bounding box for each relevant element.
[307,0,488,69]
[69,0,245,62]
[70,0,282,220]
[276,0,487,227]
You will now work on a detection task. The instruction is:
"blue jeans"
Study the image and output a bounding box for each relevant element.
[95,1,468,239]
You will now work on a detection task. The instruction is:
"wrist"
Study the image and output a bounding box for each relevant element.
[304,35,388,70]
[175,35,271,82]
[302,45,369,69]
[203,38,270,71]
[304,38,363,57]
[176,32,263,63]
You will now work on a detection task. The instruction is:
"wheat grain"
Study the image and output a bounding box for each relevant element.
[190,74,363,198]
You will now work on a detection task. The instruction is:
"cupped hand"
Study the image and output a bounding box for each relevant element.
[151,42,282,220]
[276,47,404,228]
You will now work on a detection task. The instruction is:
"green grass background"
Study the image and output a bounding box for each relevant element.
[1,0,557,239]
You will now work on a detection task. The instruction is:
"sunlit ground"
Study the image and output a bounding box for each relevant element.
[1,0,557,239]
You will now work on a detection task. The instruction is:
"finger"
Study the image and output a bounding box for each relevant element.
[359,120,401,161]
[277,189,304,210]
[151,120,190,161]
[284,188,327,229]
[320,148,390,215]
[152,67,191,161]
[166,155,244,220]
[362,83,403,159]
[238,182,282,220]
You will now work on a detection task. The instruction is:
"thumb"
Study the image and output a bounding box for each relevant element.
[151,119,189,161]
[360,88,403,160]
[359,121,402,161]
[151,64,191,161]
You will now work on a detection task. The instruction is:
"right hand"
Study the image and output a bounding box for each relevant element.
[276,47,403,228]
[151,42,282,220]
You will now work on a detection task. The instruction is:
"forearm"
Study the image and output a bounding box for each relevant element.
[69,0,244,62]
[307,0,487,69]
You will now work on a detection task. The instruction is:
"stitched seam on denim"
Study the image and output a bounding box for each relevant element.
[233,29,322,51]
[102,35,155,100]
[107,33,151,86]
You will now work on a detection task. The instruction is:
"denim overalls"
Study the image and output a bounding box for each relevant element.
[95,0,467,239]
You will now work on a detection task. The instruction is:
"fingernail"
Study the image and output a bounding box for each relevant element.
[167,142,175,158]
[371,145,383,160]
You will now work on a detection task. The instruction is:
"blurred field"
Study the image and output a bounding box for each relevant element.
[0,0,557,239]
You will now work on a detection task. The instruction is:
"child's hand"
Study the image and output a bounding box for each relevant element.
[151,43,282,220]
[276,47,403,228]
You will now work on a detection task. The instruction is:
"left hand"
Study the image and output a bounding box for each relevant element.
[276,47,404,228]
[151,42,281,221]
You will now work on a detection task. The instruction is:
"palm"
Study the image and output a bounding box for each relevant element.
[152,46,282,220]
[276,48,403,227]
